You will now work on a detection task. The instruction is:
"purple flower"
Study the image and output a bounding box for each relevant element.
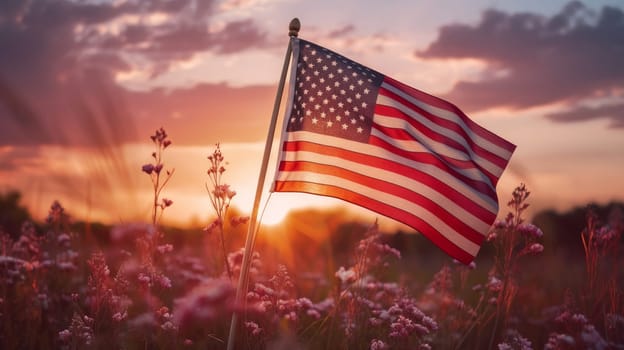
[154,163,163,174]
[518,223,543,238]
[142,164,154,174]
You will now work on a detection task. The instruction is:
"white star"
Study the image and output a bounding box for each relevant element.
[342,123,348,130]
[364,88,370,94]
[362,102,368,108]
[315,104,321,110]
[351,118,357,124]
[336,116,342,121]
[355,93,361,99]
[321,112,326,118]
[327,120,333,127]
[312,117,318,124]
[357,127,363,133]
[338,102,344,108]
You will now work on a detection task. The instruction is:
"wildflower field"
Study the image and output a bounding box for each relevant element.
[1,129,622,350]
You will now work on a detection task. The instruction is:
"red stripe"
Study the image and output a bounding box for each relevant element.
[374,100,509,171]
[274,180,478,264]
[382,76,516,153]
[372,122,499,187]
[278,160,487,244]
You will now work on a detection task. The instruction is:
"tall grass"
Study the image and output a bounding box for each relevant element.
[0,129,622,349]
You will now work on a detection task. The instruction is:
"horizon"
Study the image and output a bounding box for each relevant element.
[1,0,623,231]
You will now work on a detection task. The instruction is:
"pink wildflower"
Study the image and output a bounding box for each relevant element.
[528,243,544,254]
[370,339,387,350]
[335,266,356,284]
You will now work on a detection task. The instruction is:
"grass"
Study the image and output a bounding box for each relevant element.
[0,128,622,349]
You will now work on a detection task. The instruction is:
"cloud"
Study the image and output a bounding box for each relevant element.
[127,82,276,145]
[545,103,624,128]
[0,0,274,146]
[418,1,624,127]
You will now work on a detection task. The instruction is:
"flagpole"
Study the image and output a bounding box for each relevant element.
[226,18,300,350]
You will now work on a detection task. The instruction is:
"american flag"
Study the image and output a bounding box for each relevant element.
[272,39,516,264]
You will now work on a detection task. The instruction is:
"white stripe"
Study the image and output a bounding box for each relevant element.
[280,149,495,231]
[283,131,499,210]
[275,170,481,256]
[375,95,505,177]
[381,81,513,160]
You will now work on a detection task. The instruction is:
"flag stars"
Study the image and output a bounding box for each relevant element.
[288,40,382,142]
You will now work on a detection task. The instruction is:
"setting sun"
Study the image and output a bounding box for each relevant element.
[258,199,291,226]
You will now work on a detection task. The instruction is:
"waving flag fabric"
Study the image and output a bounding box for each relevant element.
[272,38,516,264]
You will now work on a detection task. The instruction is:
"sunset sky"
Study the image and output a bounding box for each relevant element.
[1,0,623,230]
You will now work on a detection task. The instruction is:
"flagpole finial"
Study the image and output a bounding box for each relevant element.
[289,18,300,37]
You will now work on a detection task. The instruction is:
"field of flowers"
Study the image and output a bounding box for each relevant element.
[1,128,622,349]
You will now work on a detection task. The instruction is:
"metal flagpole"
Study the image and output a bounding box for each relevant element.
[226,18,300,350]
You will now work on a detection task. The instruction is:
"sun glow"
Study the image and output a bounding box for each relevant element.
[258,197,292,226]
